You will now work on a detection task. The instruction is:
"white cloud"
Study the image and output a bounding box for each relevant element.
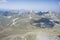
[0,0,7,2]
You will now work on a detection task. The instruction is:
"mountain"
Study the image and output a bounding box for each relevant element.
[0,10,60,40]
[0,10,60,29]
[35,11,48,16]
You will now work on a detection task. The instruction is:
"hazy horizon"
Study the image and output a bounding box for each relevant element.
[0,0,60,12]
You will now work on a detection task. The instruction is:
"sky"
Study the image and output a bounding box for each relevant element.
[0,0,60,12]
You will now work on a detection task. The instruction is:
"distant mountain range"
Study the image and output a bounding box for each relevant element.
[0,9,60,30]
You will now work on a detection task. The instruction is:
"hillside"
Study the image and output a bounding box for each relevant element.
[0,10,60,40]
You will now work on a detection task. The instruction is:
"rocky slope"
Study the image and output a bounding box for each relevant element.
[0,10,60,40]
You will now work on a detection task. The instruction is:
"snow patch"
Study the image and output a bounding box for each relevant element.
[29,16,32,19]
[7,16,12,18]
[11,18,19,26]
[11,22,16,25]
[13,18,19,22]
[50,19,54,21]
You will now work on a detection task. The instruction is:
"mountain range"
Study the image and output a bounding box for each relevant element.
[0,10,60,40]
